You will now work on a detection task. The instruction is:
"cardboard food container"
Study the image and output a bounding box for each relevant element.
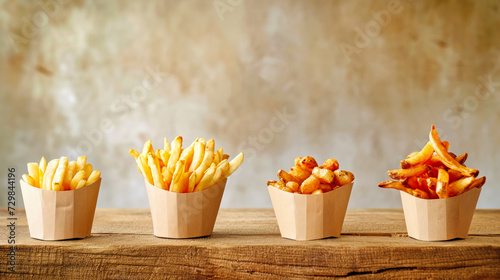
[145,178,226,238]
[268,183,353,241]
[400,187,481,241]
[20,178,101,241]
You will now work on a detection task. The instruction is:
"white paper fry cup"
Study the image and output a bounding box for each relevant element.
[20,178,101,241]
[145,178,226,238]
[401,187,481,241]
[268,183,353,241]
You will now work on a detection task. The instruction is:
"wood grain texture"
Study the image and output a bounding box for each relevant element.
[1,209,499,279]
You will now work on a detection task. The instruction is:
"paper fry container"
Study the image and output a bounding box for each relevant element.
[145,178,226,238]
[20,178,101,241]
[401,187,481,241]
[268,183,353,241]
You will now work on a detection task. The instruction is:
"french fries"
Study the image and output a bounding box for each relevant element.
[22,156,101,191]
[378,180,430,199]
[27,163,40,188]
[148,154,166,190]
[378,126,485,199]
[388,164,430,180]
[52,157,68,191]
[400,141,434,169]
[436,168,449,199]
[269,156,354,194]
[429,126,479,177]
[42,159,59,190]
[130,137,244,193]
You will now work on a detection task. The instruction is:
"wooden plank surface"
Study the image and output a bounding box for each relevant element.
[1,209,499,279]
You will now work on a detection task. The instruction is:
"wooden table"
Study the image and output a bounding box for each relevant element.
[1,209,499,279]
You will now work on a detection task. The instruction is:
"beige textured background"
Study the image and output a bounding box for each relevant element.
[1,0,499,209]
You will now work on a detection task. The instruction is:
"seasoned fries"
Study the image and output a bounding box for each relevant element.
[22,156,101,191]
[378,126,485,199]
[378,180,429,199]
[388,164,430,180]
[268,156,354,194]
[130,137,244,193]
[429,126,479,177]
[400,141,434,169]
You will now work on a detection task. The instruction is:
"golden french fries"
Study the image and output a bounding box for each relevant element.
[188,172,198,193]
[189,142,205,172]
[170,160,186,193]
[215,147,223,166]
[193,139,215,185]
[76,156,86,174]
[27,162,40,188]
[137,154,154,185]
[22,174,36,187]
[131,137,244,193]
[23,156,100,191]
[227,152,244,176]
[194,163,217,192]
[52,157,68,191]
[217,160,230,178]
[70,171,86,190]
[180,146,195,171]
[379,125,485,199]
[39,157,47,173]
[75,179,87,190]
[129,149,140,159]
[269,156,354,194]
[86,170,101,186]
[167,136,183,173]
[83,164,93,180]
[42,159,59,190]
[142,140,154,156]
[148,154,166,190]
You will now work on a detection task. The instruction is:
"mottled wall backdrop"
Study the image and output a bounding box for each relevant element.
[1,0,499,208]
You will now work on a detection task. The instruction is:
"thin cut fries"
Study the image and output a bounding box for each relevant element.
[131,137,244,193]
[379,126,485,199]
[23,156,101,191]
